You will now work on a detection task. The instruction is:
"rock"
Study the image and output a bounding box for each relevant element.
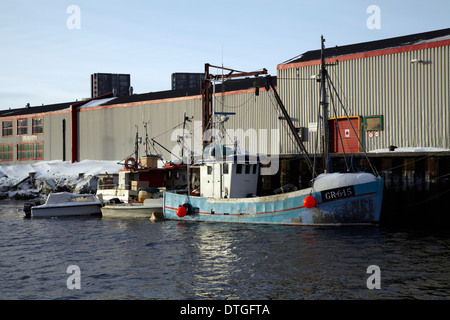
[12,191,39,200]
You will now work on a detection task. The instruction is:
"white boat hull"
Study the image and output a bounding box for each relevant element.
[101,199,163,219]
[31,203,102,217]
[97,189,138,202]
[29,192,103,218]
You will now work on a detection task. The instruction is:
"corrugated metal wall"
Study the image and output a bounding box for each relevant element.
[277,44,450,154]
[77,87,281,162]
[45,113,71,161]
[78,98,202,162]
[214,88,281,156]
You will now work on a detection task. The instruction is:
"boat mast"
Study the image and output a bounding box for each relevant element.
[202,63,268,149]
[134,125,139,169]
[143,122,150,156]
[320,35,330,173]
[212,79,217,198]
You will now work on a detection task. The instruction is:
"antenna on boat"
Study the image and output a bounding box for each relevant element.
[320,35,331,173]
[143,122,150,156]
[134,125,139,169]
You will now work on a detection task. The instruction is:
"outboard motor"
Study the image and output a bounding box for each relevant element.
[108,198,123,204]
[23,202,35,218]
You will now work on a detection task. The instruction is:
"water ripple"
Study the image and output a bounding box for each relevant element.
[1,202,449,299]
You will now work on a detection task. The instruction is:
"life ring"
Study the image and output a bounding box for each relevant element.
[190,189,200,196]
[124,157,136,170]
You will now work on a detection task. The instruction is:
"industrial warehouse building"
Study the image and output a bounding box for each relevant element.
[1,28,449,167]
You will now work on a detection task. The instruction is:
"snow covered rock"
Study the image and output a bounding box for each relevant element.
[0,160,122,200]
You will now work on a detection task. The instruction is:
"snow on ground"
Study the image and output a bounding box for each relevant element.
[0,160,123,200]
[369,147,450,153]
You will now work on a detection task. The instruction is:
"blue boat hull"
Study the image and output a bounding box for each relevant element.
[163,177,384,226]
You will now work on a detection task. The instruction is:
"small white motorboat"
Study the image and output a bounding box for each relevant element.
[101,198,163,220]
[28,192,102,218]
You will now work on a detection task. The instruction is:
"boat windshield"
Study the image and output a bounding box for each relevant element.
[70,196,95,202]
[45,192,96,204]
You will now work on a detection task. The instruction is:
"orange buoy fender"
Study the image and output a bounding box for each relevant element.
[303,195,316,208]
[176,205,187,218]
[176,203,192,217]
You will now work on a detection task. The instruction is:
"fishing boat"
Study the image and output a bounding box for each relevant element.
[163,158,383,225]
[27,192,102,218]
[101,198,164,220]
[163,37,384,226]
[97,122,188,203]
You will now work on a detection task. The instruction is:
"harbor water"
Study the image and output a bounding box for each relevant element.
[1,200,449,301]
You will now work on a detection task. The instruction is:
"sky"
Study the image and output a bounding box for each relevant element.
[0,0,449,110]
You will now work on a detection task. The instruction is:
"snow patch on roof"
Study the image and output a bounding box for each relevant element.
[79,97,117,108]
[414,35,450,44]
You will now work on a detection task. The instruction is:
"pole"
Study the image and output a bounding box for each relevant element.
[212,80,216,198]
[321,35,330,173]
[62,119,66,161]
[134,125,139,169]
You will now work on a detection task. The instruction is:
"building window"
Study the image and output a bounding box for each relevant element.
[0,144,13,161]
[32,118,44,135]
[17,142,44,161]
[17,119,28,136]
[2,120,13,137]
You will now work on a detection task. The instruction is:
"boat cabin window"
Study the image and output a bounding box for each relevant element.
[236,164,242,174]
[253,164,257,174]
[245,164,251,174]
[223,163,229,174]
[72,196,93,202]
[207,166,212,175]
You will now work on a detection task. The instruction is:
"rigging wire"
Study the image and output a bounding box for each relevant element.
[184,120,203,151]
[326,74,379,176]
[379,151,449,173]
[152,121,185,140]
[213,92,255,109]
[402,186,450,208]
[276,77,320,81]
[327,76,350,172]
[312,78,323,177]
[266,87,316,175]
